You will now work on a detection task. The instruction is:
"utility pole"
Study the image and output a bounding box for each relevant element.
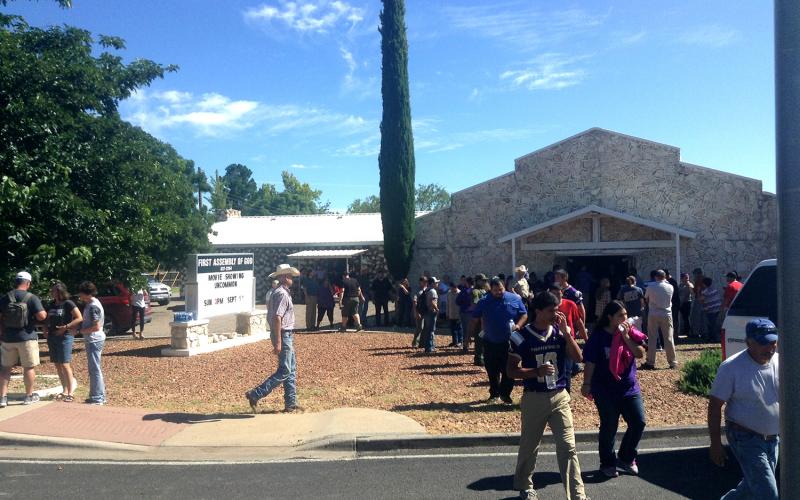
[775,1,800,497]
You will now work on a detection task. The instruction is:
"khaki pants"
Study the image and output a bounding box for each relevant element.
[305,295,317,329]
[646,314,676,366]
[514,390,586,499]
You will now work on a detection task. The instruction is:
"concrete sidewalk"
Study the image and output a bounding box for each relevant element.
[0,399,710,464]
[0,401,426,461]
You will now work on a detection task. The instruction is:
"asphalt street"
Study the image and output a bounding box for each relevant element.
[0,441,743,499]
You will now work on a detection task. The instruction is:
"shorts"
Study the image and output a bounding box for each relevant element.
[48,334,74,363]
[1,340,40,368]
[342,297,360,317]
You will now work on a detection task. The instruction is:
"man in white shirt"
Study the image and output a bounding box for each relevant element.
[708,318,779,500]
[642,270,677,369]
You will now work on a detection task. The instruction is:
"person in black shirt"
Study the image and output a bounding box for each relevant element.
[339,271,364,332]
[371,270,393,327]
[46,282,83,402]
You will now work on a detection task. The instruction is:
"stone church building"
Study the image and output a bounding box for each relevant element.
[409,128,777,285]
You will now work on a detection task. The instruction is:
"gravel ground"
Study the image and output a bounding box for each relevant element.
[23,330,715,435]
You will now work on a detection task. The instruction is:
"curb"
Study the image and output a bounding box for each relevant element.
[350,425,709,452]
[0,432,151,452]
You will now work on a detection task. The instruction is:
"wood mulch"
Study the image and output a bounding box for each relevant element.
[26,331,714,434]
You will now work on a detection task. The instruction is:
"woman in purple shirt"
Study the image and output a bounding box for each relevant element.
[581,300,648,478]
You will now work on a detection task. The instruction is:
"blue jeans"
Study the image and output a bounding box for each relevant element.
[251,330,297,409]
[422,313,437,352]
[85,338,105,403]
[449,319,463,344]
[593,393,646,467]
[722,428,779,499]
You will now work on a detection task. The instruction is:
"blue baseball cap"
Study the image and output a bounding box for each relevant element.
[746,319,778,344]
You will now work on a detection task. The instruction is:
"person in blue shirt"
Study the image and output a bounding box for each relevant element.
[507,291,587,500]
[470,277,528,404]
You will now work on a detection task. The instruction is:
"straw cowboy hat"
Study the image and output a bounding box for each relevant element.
[268,264,301,279]
[514,265,528,273]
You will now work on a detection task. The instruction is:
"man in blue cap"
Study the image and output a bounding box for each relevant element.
[708,318,779,500]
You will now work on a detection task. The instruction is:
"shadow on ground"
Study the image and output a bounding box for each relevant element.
[392,400,516,414]
[107,345,169,358]
[142,412,256,424]
[467,446,741,499]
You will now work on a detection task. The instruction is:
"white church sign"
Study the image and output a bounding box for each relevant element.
[185,253,255,319]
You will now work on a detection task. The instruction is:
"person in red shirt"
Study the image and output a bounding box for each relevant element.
[548,285,588,341]
[722,271,744,311]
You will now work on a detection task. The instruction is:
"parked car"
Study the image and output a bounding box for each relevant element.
[96,281,153,335]
[144,275,171,306]
[721,259,776,359]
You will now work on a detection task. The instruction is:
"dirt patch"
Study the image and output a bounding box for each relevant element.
[22,332,714,434]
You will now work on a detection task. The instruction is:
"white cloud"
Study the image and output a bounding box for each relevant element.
[679,24,740,48]
[122,89,372,138]
[335,133,379,157]
[619,30,646,46]
[444,3,605,48]
[244,0,365,34]
[468,88,480,101]
[500,53,586,91]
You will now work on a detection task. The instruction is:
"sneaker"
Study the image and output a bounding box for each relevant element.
[656,347,664,352]
[500,395,514,405]
[618,459,639,475]
[601,465,619,478]
[486,396,501,404]
[638,363,656,370]
[245,391,258,413]
[355,324,364,332]
[519,488,538,499]
[22,394,40,405]
[284,405,304,413]
[668,362,679,369]
[0,396,7,408]
[85,399,105,405]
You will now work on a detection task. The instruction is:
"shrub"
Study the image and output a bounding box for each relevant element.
[678,348,723,396]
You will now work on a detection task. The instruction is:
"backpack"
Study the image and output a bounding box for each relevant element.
[3,291,31,329]
[416,289,429,315]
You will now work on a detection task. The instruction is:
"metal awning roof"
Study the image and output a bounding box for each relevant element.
[287,249,368,259]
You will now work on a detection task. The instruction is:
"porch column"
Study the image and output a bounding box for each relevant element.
[512,238,517,271]
[674,232,681,275]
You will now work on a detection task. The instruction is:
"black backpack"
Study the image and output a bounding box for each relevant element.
[416,289,429,315]
[2,291,31,329]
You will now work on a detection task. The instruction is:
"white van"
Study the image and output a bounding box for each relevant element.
[721,259,777,359]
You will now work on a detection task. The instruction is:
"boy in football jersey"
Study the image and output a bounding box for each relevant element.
[507,291,588,500]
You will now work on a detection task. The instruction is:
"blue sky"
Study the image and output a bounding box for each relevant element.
[5,1,775,210]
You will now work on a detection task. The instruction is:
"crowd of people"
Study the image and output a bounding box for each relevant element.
[0,272,107,407]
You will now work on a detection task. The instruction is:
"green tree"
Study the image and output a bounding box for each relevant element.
[0,14,210,290]
[247,171,329,216]
[209,170,228,217]
[348,184,450,213]
[347,195,381,213]
[221,163,257,212]
[415,183,450,211]
[189,161,211,211]
[378,0,416,280]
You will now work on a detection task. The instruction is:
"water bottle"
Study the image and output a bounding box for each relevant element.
[545,360,556,389]
[509,319,516,334]
[618,316,636,332]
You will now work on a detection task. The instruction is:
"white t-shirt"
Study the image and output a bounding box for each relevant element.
[133,289,147,309]
[644,280,673,317]
[710,350,780,436]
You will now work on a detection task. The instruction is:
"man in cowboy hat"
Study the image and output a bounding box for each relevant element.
[511,265,531,301]
[245,264,303,413]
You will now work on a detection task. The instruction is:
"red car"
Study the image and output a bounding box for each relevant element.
[96,282,153,335]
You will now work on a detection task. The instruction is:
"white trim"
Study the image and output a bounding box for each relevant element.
[522,240,677,251]
[287,249,368,259]
[497,205,696,243]
[213,242,383,248]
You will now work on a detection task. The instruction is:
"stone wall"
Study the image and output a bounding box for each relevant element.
[410,128,777,282]
[213,245,386,302]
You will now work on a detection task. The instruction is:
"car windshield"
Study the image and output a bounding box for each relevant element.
[727,265,777,322]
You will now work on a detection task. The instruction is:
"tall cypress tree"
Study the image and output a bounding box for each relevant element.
[378,0,416,280]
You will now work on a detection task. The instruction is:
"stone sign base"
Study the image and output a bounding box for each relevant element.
[161,310,269,357]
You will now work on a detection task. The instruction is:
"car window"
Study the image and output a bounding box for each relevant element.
[727,265,777,322]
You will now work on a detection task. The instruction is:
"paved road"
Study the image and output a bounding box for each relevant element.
[0,442,742,499]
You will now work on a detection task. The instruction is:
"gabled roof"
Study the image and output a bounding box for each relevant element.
[497,205,696,243]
